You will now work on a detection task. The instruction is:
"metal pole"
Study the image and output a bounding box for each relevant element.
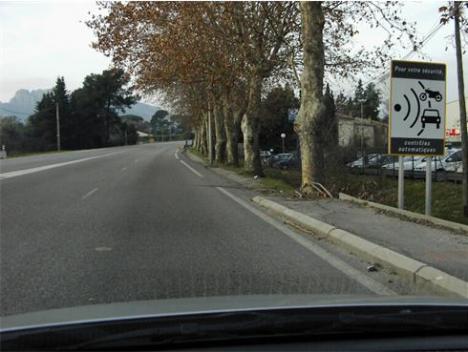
[124,128,128,145]
[398,156,404,209]
[454,2,468,216]
[282,138,285,153]
[360,103,364,162]
[425,156,432,216]
[56,103,61,151]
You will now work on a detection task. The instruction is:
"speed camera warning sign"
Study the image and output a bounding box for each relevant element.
[389,60,446,155]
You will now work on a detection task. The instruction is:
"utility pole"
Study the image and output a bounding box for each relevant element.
[281,133,286,153]
[360,100,365,169]
[360,101,364,152]
[56,103,61,151]
[454,1,468,216]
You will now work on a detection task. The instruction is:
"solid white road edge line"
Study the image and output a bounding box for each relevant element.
[180,160,203,178]
[0,151,125,180]
[82,187,99,200]
[216,186,397,296]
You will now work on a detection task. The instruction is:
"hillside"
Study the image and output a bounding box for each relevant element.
[0,89,160,121]
[122,102,160,121]
[0,89,50,121]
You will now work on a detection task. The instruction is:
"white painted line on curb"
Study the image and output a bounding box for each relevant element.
[0,151,124,180]
[180,160,203,178]
[216,186,397,296]
[175,151,179,160]
[82,187,98,200]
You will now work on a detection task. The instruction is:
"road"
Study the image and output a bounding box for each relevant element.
[1,143,395,316]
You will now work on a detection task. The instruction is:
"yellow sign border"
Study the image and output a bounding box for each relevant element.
[388,59,447,157]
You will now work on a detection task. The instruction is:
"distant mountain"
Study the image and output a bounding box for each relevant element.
[0,89,160,122]
[0,89,50,121]
[122,102,160,121]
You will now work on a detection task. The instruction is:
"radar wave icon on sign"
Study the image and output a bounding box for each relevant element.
[393,80,442,137]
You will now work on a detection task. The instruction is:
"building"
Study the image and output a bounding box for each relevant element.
[445,97,467,144]
[137,131,154,144]
[337,113,388,149]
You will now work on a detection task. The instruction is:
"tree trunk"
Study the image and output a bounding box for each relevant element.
[454,1,468,216]
[193,124,200,151]
[296,1,326,193]
[241,72,263,176]
[224,94,239,166]
[105,100,112,146]
[207,103,215,164]
[214,99,226,164]
[200,114,208,156]
[104,115,110,146]
[233,108,243,163]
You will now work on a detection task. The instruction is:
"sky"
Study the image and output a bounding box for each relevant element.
[0,1,111,102]
[0,1,466,105]
[344,0,467,103]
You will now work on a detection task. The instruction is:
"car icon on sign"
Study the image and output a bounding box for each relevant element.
[421,108,441,129]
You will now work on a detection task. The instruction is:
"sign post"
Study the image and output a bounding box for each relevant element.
[425,156,432,216]
[389,60,446,214]
[398,156,404,209]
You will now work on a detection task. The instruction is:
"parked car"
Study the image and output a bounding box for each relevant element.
[413,157,445,172]
[414,149,462,172]
[271,153,299,169]
[260,150,273,166]
[346,154,379,168]
[381,156,425,171]
[368,154,396,168]
[443,149,462,172]
[268,153,289,167]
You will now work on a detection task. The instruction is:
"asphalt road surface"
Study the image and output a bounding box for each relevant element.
[1,143,396,316]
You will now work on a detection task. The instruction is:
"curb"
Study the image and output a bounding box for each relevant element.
[338,193,468,235]
[252,196,468,298]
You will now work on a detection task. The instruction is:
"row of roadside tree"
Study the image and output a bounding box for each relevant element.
[87,2,417,194]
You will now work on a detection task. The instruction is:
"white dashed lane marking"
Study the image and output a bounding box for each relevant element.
[82,188,99,200]
[180,160,203,178]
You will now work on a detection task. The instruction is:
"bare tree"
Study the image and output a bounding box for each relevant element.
[296,1,416,194]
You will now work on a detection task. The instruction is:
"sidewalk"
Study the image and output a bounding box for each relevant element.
[260,195,468,282]
[185,149,468,294]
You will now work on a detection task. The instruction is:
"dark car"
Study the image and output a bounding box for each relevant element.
[2,296,467,351]
[268,153,290,167]
[272,153,299,169]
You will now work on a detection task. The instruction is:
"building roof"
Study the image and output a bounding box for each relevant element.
[137,131,151,137]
